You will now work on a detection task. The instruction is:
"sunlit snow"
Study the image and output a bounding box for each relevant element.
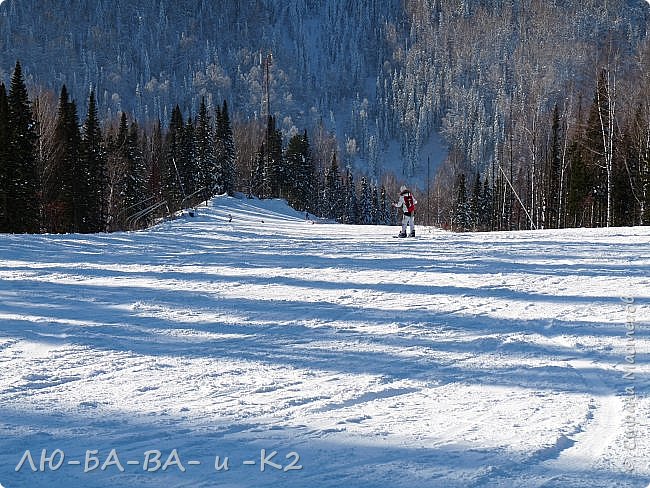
[0,195,648,487]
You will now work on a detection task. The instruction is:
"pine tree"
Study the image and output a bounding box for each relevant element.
[215,100,236,196]
[0,83,9,232]
[565,134,593,228]
[566,101,605,228]
[545,104,562,229]
[580,70,612,226]
[213,104,224,194]
[195,98,216,200]
[80,90,107,232]
[623,105,650,226]
[106,112,130,229]
[284,130,314,211]
[265,115,283,198]
[253,115,283,199]
[162,105,185,211]
[148,120,164,208]
[344,168,358,224]
[181,116,198,201]
[469,172,480,231]
[324,153,342,220]
[6,61,39,233]
[123,121,149,227]
[252,142,267,199]
[66,99,83,232]
[635,108,650,225]
[454,173,469,231]
[358,176,372,224]
[479,176,493,231]
[370,183,380,224]
[379,186,392,225]
[44,85,81,233]
[298,130,315,212]
[613,124,639,227]
[284,133,300,206]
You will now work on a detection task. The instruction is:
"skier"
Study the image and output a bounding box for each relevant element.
[393,185,417,238]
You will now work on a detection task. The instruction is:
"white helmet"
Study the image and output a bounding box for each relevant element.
[400,185,407,193]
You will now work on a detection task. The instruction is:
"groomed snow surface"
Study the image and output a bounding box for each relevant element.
[0,195,649,488]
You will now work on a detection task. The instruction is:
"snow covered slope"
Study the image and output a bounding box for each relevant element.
[0,196,649,487]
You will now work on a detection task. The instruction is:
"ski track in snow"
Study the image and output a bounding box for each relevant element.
[0,195,649,487]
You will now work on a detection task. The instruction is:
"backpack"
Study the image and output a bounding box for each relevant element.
[404,193,415,213]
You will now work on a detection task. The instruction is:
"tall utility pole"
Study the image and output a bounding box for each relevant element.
[262,51,272,120]
[260,51,272,198]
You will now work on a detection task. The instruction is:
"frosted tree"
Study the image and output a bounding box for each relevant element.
[454,173,469,232]
[44,85,81,233]
[215,100,236,196]
[122,121,150,228]
[195,98,216,199]
[358,176,372,225]
[324,153,343,221]
[162,105,186,211]
[0,83,8,233]
[80,90,108,232]
[343,168,358,224]
[6,61,39,233]
[284,130,314,212]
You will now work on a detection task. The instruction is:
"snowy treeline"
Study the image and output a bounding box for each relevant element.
[385,0,650,229]
[1,0,649,231]
[0,0,399,140]
[0,62,237,233]
[243,116,395,225]
[0,62,395,234]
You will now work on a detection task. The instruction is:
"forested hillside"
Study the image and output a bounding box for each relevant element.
[0,0,399,171]
[0,0,649,232]
[392,0,650,229]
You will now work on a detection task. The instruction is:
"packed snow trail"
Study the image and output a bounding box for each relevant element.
[0,195,649,488]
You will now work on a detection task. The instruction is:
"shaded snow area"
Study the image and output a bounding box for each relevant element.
[0,195,649,488]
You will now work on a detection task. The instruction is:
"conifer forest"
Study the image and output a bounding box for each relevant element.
[0,0,649,233]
